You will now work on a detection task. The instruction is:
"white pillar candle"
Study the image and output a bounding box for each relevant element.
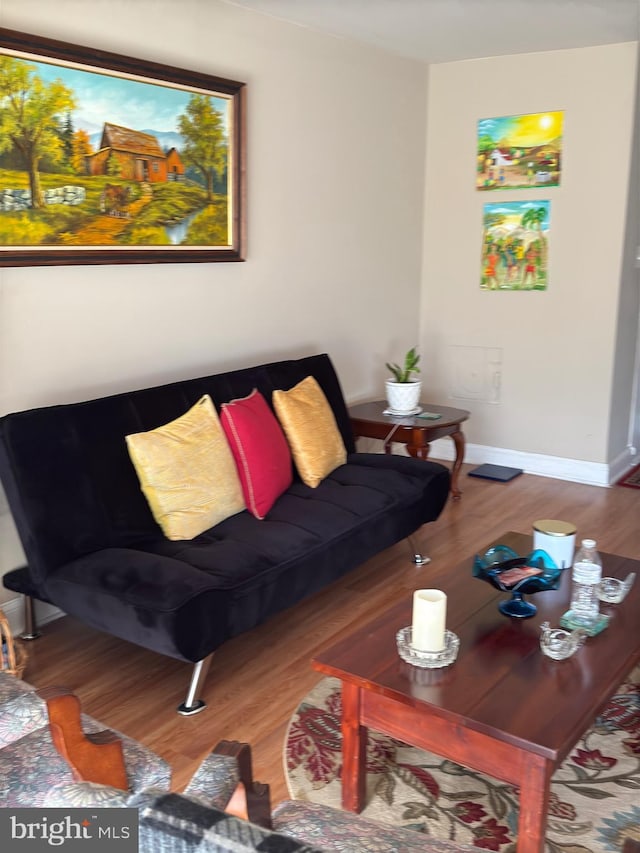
[412,589,447,652]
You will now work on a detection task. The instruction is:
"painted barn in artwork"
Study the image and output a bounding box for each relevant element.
[166,148,186,181]
[85,123,185,182]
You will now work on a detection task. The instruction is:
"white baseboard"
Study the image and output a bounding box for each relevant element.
[428,439,639,487]
[608,446,639,485]
[1,596,64,636]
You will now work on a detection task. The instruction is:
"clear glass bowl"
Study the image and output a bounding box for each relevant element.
[598,573,636,604]
[540,621,587,660]
[396,627,460,669]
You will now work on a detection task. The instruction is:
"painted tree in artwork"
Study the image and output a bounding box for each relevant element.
[521,206,546,234]
[70,128,93,174]
[521,206,548,266]
[0,56,75,208]
[106,151,122,177]
[60,111,74,167]
[178,95,226,202]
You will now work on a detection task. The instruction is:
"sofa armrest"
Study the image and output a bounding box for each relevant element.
[38,686,128,790]
[34,683,169,795]
[44,548,230,661]
[184,740,271,828]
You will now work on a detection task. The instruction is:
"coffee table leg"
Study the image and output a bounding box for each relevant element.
[340,681,367,812]
[516,755,553,853]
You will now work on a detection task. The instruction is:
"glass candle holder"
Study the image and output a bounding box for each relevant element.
[598,573,636,604]
[396,627,460,669]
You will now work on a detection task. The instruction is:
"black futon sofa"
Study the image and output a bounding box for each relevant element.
[0,354,450,713]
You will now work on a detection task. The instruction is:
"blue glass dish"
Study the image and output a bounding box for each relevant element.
[473,545,561,618]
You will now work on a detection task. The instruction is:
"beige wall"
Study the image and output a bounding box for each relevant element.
[0,0,429,600]
[421,43,638,472]
[0,0,429,413]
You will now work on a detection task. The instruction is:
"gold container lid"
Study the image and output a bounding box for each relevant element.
[533,519,577,537]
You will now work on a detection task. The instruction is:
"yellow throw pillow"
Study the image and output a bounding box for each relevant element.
[126,395,245,540]
[273,376,347,488]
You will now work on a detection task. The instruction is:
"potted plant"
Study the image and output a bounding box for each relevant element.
[385,346,422,414]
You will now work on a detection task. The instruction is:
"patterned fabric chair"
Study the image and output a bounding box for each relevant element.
[37,738,478,852]
[5,674,632,853]
[9,712,639,853]
[0,672,170,807]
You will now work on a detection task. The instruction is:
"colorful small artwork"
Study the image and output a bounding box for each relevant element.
[477,111,563,191]
[481,201,550,291]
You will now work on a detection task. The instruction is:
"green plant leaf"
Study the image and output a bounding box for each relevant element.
[387,347,421,382]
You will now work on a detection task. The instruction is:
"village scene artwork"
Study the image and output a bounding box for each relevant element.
[0,49,234,249]
[481,200,550,291]
[477,111,563,190]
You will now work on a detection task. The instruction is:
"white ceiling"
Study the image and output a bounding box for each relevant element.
[221,0,639,64]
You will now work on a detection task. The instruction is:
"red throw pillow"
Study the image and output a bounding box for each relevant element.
[221,389,293,519]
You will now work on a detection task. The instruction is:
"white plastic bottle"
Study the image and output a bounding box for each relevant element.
[569,539,602,626]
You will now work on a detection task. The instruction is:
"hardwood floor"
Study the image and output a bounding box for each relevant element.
[18,464,640,804]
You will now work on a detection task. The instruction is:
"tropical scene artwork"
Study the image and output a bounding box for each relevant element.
[477,111,563,190]
[481,200,550,291]
[0,39,240,261]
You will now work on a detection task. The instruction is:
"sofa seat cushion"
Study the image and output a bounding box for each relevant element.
[0,670,34,705]
[0,683,48,748]
[43,781,130,808]
[0,727,85,807]
[42,454,450,663]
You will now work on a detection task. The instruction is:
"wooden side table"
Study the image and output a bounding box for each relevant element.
[348,401,470,499]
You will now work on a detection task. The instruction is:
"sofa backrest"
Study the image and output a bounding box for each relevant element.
[131,791,325,853]
[0,353,355,590]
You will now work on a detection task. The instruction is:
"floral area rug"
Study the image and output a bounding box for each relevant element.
[284,670,640,853]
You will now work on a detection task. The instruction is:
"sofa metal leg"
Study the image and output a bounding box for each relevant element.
[20,596,41,640]
[177,654,214,716]
[407,535,431,566]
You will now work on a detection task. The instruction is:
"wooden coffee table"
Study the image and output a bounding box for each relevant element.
[349,401,470,499]
[312,531,640,853]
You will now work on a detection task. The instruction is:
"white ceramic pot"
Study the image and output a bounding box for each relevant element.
[385,380,421,414]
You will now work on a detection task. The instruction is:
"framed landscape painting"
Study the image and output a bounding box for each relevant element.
[477,111,563,191]
[0,28,246,266]
[481,200,550,291]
